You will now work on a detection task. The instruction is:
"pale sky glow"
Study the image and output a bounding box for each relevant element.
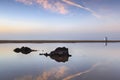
[0,0,120,40]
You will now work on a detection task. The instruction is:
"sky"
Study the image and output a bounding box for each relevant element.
[0,0,120,40]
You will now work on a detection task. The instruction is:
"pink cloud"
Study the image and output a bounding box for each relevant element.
[15,66,68,80]
[16,0,100,17]
[16,0,68,14]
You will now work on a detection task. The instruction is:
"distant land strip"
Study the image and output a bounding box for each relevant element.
[0,40,120,43]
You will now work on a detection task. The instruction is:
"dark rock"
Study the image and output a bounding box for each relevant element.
[20,47,32,54]
[14,48,21,53]
[50,47,69,56]
[14,46,37,54]
[39,47,71,63]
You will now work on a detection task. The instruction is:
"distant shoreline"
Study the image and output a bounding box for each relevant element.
[0,40,120,43]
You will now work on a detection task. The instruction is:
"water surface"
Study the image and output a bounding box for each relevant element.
[0,43,120,80]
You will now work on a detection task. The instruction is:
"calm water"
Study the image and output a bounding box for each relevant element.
[0,43,120,80]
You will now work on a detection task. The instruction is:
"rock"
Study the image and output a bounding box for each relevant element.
[50,47,69,56]
[14,48,21,53]
[14,46,37,54]
[39,47,71,62]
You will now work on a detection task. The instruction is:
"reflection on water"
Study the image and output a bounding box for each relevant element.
[15,66,68,80]
[0,43,120,80]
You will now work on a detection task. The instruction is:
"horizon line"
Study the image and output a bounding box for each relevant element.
[0,40,120,43]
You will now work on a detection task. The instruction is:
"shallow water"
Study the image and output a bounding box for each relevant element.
[0,43,120,80]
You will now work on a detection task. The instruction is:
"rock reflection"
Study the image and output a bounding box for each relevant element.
[14,46,37,54]
[40,47,72,63]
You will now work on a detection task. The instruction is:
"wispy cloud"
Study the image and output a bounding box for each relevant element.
[35,66,68,80]
[62,0,100,18]
[16,0,68,14]
[16,0,33,5]
[63,63,100,80]
[16,0,100,17]
[15,66,68,80]
[15,63,101,80]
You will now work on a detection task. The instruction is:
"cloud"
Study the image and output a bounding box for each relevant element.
[15,63,102,80]
[16,0,68,14]
[15,66,68,80]
[63,63,100,80]
[16,0,33,5]
[16,0,100,17]
[35,66,68,80]
[62,0,100,18]
[15,75,33,80]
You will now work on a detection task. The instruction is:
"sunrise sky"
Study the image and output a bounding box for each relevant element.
[0,0,120,40]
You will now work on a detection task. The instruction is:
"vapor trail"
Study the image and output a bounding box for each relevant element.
[63,63,100,80]
[62,0,100,18]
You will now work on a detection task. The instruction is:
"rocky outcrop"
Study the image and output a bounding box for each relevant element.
[39,47,71,62]
[14,46,37,54]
